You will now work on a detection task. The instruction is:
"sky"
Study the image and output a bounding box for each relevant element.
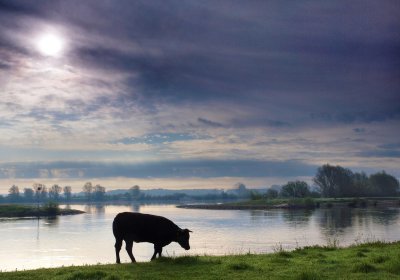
[0,1,399,193]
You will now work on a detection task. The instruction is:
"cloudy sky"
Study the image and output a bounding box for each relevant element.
[0,0,399,192]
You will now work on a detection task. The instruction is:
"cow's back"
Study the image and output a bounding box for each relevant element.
[113,212,178,243]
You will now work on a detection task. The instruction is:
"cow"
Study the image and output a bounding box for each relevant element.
[112,212,192,263]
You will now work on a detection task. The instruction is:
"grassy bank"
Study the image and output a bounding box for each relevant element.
[178,197,400,210]
[1,242,400,279]
[0,204,84,217]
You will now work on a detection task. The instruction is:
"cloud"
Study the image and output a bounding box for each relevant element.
[353,128,366,133]
[111,133,201,145]
[0,159,317,179]
[0,1,399,180]
[358,142,400,158]
[197,118,225,128]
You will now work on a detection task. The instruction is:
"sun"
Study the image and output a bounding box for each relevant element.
[37,33,64,57]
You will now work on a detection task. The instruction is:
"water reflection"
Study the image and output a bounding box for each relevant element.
[370,208,400,225]
[0,203,399,272]
[317,207,400,239]
[318,208,353,235]
[130,203,140,212]
[81,204,105,215]
[43,216,59,227]
[282,209,313,227]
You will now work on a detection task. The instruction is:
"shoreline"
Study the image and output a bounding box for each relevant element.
[177,198,400,210]
[0,204,85,218]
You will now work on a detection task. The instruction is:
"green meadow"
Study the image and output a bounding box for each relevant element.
[1,241,399,280]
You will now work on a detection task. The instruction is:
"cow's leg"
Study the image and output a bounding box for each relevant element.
[151,244,162,261]
[158,246,163,258]
[115,238,122,264]
[125,239,136,263]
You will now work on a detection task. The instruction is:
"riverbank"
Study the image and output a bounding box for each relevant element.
[177,197,400,210]
[1,241,399,279]
[0,204,84,218]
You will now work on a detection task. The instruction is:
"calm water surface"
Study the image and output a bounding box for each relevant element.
[1,204,399,271]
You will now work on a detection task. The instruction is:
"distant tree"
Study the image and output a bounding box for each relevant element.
[369,171,399,197]
[94,184,106,201]
[23,188,34,201]
[33,183,46,201]
[235,183,250,198]
[250,190,263,200]
[49,184,62,201]
[280,181,310,198]
[83,182,93,201]
[8,185,20,202]
[63,186,72,201]
[266,188,278,199]
[313,164,354,198]
[129,185,141,200]
[40,186,48,201]
[352,172,370,197]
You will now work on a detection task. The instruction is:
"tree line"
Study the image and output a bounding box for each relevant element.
[264,164,399,199]
[1,182,234,203]
[1,164,399,203]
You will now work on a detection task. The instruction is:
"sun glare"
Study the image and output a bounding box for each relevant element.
[37,33,64,57]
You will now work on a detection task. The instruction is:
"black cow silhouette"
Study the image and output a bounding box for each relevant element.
[112,212,192,263]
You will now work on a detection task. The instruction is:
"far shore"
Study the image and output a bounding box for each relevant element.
[177,197,400,210]
[0,204,85,218]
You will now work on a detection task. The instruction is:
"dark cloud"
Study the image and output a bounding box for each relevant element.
[197,118,225,128]
[0,0,43,17]
[0,0,395,125]
[358,142,400,158]
[353,128,366,133]
[231,118,291,128]
[358,150,400,158]
[0,0,399,177]
[0,159,317,179]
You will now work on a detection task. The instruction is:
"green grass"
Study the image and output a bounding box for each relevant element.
[223,197,400,209]
[1,241,400,279]
[0,204,84,217]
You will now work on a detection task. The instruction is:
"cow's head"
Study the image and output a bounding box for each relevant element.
[177,228,192,250]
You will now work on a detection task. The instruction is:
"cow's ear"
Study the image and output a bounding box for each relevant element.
[185,229,193,233]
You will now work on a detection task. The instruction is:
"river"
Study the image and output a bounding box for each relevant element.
[0,203,399,271]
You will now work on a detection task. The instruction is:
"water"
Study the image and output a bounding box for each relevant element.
[1,204,399,271]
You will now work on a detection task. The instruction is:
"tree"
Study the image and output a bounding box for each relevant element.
[40,186,48,201]
[8,185,20,202]
[235,183,250,198]
[369,171,399,197]
[49,184,62,201]
[266,188,278,199]
[280,181,310,198]
[129,185,141,200]
[63,186,72,201]
[313,164,354,198]
[352,172,370,197]
[33,183,46,201]
[23,188,34,201]
[94,184,106,201]
[83,182,93,201]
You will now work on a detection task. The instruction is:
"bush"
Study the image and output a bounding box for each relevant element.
[43,201,59,216]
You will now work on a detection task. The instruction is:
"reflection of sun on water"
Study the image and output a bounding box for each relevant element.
[36,33,64,57]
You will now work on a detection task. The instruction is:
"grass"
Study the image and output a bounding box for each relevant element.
[0,204,84,217]
[1,241,400,279]
[219,197,400,209]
